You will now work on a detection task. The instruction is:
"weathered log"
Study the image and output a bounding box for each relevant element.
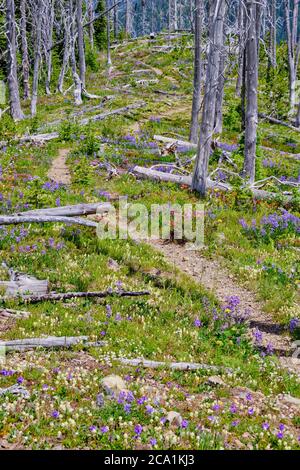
[7,102,146,146]
[132,166,293,202]
[15,202,112,218]
[111,357,232,373]
[0,215,98,228]
[38,97,116,130]
[79,101,146,126]
[0,279,48,297]
[0,308,30,319]
[154,135,197,150]
[0,336,106,352]
[0,384,30,398]
[1,289,150,304]
[259,113,300,132]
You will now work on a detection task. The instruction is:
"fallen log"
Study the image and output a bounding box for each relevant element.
[0,215,98,228]
[0,336,106,352]
[0,279,48,297]
[1,290,150,304]
[8,102,146,145]
[111,357,232,373]
[79,101,146,126]
[259,113,300,132]
[0,268,49,297]
[0,308,30,319]
[132,166,293,202]
[154,135,197,150]
[0,384,30,398]
[15,202,112,218]
[38,97,116,130]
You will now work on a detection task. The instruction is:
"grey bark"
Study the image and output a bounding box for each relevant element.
[214,14,226,134]
[284,0,300,116]
[242,0,259,184]
[2,290,150,304]
[20,0,30,99]
[30,0,43,116]
[44,0,55,95]
[113,0,119,38]
[192,0,226,196]
[236,1,245,96]
[125,0,132,36]
[87,0,94,48]
[270,0,277,67]
[107,0,112,66]
[76,0,86,88]
[189,0,203,144]
[0,336,106,352]
[69,0,83,105]
[6,0,25,120]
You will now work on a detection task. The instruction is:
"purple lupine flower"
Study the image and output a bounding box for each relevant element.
[262,422,270,431]
[134,424,143,436]
[52,411,59,419]
[100,426,109,433]
[149,438,157,446]
[194,318,202,328]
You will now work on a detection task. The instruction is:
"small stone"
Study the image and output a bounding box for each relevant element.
[166,411,183,426]
[205,376,226,387]
[101,375,128,397]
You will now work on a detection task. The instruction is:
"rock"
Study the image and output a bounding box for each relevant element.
[166,411,183,426]
[205,376,226,387]
[101,375,128,397]
[281,394,300,407]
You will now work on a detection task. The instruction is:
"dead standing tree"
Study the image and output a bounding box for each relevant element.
[6,0,25,120]
[242,0,260,183]
[189,0,203,144]
[284,0,300,118]
[29,0,43,116]
[192,0,226,196]
[20,0,30,99]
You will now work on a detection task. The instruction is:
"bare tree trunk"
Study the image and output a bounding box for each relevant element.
[70,0,83,105]
[87,0,94,48]
[6,0,25,120]
[20,0,30,100]
[242,0,259,183]
[125,0,132,36]
[236,1,244,96]
[44,0,55,95]
[214,47,225,134]
[141,0,146,36]
[270,0,277,67]
[57,0,71,94]
[76,0,86,89]
[107,0,112,65]
[294,99,300,126]
[189,0,203,143]
[30,0,43,116]
[192,0,226,196]
[113,0,119,38]
[284,0,300,116]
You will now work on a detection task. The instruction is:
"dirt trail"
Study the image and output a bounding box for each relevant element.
[149,240,300,376]
[47,148,71,185]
